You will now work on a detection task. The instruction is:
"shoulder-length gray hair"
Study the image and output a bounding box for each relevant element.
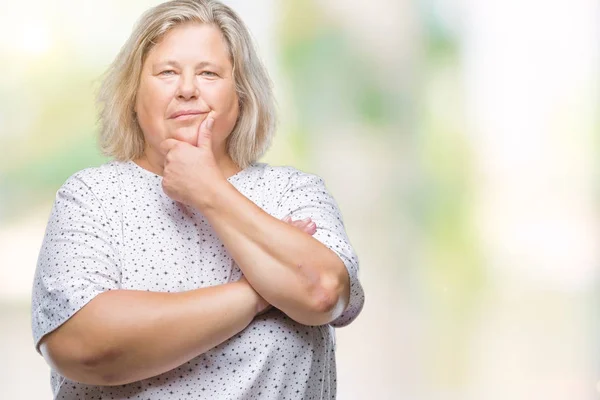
[96,0,276,169]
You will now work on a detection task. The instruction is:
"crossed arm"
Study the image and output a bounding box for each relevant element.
[38,182,349,386]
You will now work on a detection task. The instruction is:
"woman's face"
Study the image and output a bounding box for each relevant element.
[135,23,239,155]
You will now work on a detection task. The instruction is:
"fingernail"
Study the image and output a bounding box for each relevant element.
[302,217,311,222]
[307,222,316,228]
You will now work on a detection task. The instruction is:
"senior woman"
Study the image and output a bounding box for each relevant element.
[31,0,364,399]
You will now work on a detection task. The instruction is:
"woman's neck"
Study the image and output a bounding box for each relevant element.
[133,149,241,179]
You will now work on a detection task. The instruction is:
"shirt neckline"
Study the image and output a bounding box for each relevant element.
[125,160,256,182]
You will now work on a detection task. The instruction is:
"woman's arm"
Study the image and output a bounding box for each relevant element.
[38,216,315,386]
[159,121,361,328]
[39,280,263,387]
[199,180,351,327]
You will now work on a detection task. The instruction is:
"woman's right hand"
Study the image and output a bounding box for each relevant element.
[240,215,318,316]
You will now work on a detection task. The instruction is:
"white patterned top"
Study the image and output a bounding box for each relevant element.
[31,160,364,399]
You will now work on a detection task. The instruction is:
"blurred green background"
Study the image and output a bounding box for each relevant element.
[1,0,599,399]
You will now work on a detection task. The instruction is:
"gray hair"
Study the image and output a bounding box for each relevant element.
[96,0,276,168]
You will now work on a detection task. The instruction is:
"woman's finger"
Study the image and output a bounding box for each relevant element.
[290,219,310,228]
[288,219,316,234]
[282,215,316,234]
[305,221,316,234]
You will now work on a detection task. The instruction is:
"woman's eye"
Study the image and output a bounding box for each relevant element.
[160,70,176,76]
[200,71,217,77]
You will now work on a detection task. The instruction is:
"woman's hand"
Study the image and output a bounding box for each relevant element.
[282,214,317,235]
[241,216,318,316]
[159,113,224,209]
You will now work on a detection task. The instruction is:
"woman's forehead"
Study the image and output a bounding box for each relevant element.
[146,23,231,67]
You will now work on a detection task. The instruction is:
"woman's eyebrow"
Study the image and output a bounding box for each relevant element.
[153,60,180,68]
[154,60,222,69]
[197,61,221,69]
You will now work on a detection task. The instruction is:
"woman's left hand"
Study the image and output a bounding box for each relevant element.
[159,113,225,209]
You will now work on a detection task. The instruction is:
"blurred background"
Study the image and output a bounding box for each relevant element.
[1,0,599,398]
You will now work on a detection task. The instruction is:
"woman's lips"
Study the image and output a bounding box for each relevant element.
[173,113,202,120]
[169,110,207,119]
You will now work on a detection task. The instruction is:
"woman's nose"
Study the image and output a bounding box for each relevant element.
[176,73,199,100]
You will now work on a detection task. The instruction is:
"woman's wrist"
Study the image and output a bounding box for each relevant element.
[233,277,271,316]
[232,278,261,316]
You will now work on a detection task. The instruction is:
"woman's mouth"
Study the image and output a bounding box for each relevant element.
[169,110,207,119]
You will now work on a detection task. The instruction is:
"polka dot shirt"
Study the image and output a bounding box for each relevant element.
[31,160,365,399]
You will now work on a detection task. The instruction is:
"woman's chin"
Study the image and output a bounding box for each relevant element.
[171,127,199,146]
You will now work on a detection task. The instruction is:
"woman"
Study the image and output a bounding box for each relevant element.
[31,0,364,399]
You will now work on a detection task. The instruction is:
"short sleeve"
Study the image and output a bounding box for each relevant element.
[31,174,121,352]
[276,170,365,328]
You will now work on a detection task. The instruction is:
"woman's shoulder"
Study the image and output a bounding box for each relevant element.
[57,160,124,199]
[256,162,322,184]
